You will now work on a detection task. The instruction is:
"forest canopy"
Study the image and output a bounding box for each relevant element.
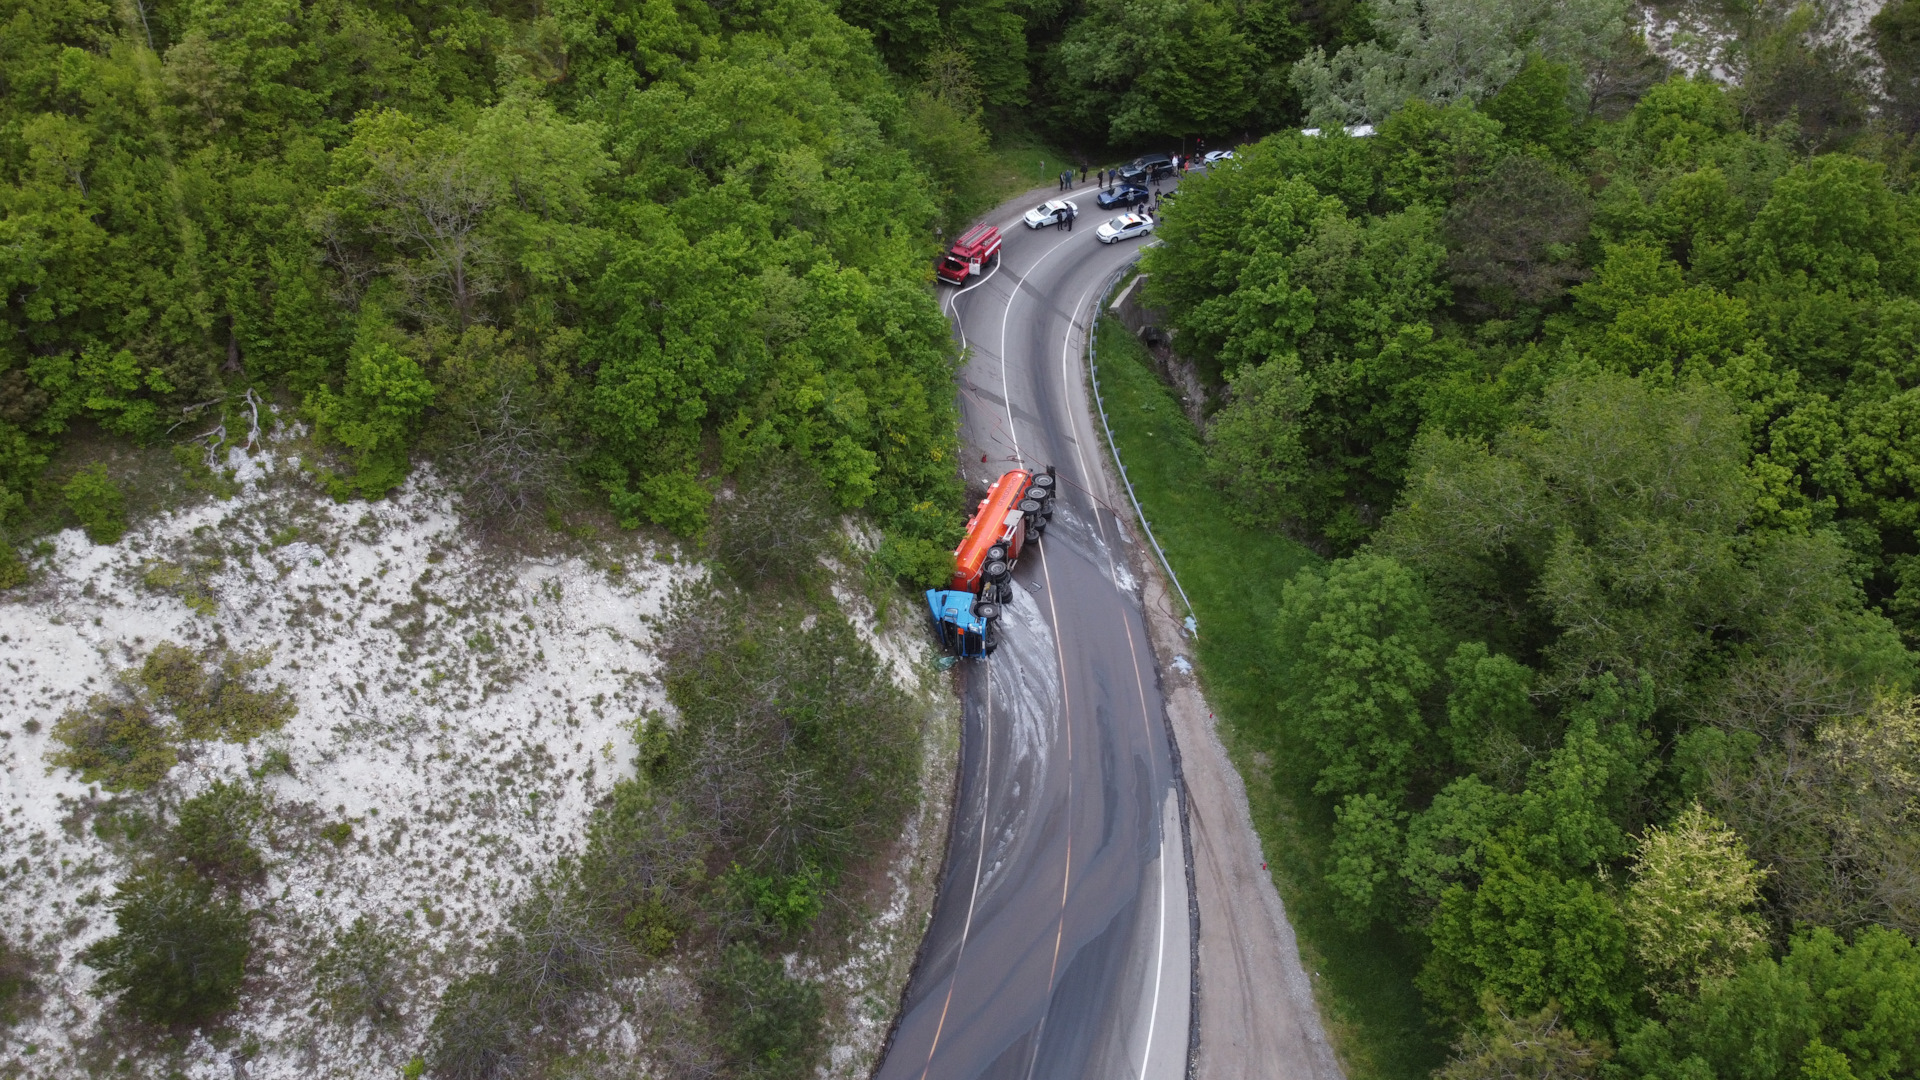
[0,0,1001,579]
[1141,40,1920,1080]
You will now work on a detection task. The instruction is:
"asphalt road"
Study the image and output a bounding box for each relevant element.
[875,190,1191,1080]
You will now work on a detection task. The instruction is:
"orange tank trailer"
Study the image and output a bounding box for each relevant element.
[950,469,1033,594]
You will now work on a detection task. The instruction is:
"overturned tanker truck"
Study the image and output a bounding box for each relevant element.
[925,466,1056,658]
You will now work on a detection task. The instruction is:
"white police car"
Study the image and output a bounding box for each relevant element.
[1096,212,1154,244]
[1022,199,1079,228]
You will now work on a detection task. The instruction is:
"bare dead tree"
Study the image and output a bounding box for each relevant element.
[427,975,527,1080]
[495,871,632,1024]
[638,972,723,1080]
[447,382,570,524]
[707,457,835,586]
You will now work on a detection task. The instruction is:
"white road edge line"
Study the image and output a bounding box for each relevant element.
[1057,260,1174,1080]
[917,670,994,1080]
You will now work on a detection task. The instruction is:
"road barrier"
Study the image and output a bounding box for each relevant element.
[1087,259,1198,635]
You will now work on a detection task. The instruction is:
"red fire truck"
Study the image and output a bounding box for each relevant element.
[926,466,1056,657]
[936,224,1003,285]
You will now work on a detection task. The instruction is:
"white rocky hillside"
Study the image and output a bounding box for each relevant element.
[0,435,953,1078]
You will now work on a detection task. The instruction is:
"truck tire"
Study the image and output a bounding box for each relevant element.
[984,560,1009,582]
[1031,472,1056,493]
[1018,499,1043,517]
[986,544,1008,564]
[974,601,1000,621]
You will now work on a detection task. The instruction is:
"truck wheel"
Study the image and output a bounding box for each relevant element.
[984,559,1009,582]
[974,601,1000,621]
[1019,499,1043,516]
[987,544,1008,564]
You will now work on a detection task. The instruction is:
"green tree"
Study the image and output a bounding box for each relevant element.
[1329,791,1409,928]
[82,868,252,1026]
[1290,0,1631,127]
[1623,927,1920,1080]
[1624,803,1769,1003]
[1483,54,1580,158]
[62,462,125,543]
[1421,840,1636,1037]
[1276,552,1444,801]
[1050,0,1256,142]
[1437,1001,1612,1080]
[702,943,824,1079]
[1442,642,1539,783]
[306,334,433,499]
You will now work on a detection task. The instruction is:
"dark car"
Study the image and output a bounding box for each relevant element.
[1097,185,1149,209]
[1118,156,1176,187]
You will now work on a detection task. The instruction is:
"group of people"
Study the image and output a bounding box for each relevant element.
[1056,154,1199,196]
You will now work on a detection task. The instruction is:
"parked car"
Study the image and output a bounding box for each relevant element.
[1022,199,1078,228]
[1096,185,1149,209]
[1096,212,1154,244]
[1118,154,1177,187]
[1202,149,1236,165]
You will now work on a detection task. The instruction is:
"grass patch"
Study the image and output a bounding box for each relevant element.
[1091,315,1447,1080]
[983,130,1090,199]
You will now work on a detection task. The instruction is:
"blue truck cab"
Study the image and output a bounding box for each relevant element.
[926,590,996,657]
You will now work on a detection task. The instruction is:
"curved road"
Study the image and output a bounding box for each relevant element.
[877,195,1190,1080]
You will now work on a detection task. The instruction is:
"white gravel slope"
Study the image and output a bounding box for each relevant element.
[0,447,696,1076]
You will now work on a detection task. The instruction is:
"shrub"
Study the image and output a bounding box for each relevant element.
[0,933,37,1025]
[724,863,824,939]
[82,868,252,1026]
[48,693,177,792]
[654,587,920,881]
[579,782,703,956]
[308,337,434,500]
[702,943,824,1080]
[313,916,408,1027]
[169,782,266,885]
[63,463,126,544]
[491,874,628,1023]
[139,643,295,743]
[0,541,25,589]
[48,644,297,791]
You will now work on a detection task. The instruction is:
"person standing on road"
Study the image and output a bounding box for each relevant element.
[1068,206,1076,232]
[1079,164,1087,183]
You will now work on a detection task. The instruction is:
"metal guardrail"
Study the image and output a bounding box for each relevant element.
[1087,261,1198,635]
